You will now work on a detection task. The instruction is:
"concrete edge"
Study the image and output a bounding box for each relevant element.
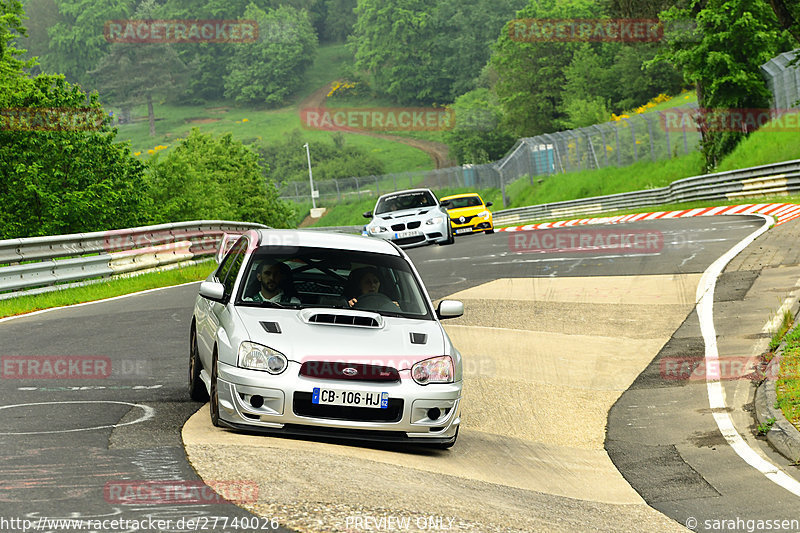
[755,346,800,463]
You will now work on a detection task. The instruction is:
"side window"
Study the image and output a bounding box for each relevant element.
[217,238,248,300]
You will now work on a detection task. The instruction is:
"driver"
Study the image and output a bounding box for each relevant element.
[244,260,300,304]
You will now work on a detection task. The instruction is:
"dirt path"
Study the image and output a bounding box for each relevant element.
[299,83,457,170]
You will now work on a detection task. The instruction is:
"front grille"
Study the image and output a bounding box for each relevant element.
[407,221,421,229]
[391,223,406,231]
[451,215,475,224]
[393,235,426,246]
[299,361,400,382]
[293,392,403,422]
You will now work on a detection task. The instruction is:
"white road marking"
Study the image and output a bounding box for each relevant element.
[697,214,800,497]
[0,401,155,435]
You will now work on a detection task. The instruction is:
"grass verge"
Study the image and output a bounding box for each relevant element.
[0,261,217,319]
[776,324,800,431]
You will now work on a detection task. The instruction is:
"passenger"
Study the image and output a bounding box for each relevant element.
[344,267,381,307]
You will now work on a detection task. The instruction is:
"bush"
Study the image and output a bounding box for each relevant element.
[146,129,295,227]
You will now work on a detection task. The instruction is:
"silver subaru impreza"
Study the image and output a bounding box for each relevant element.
[190,229,464,448]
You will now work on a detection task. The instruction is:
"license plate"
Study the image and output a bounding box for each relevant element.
[312,388,389,409]
[393,230,422,240]
[455,227,473,234]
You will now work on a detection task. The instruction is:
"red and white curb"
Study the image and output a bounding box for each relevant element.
[497,203,800,232]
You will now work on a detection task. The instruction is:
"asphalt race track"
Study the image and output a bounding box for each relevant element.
[2,215,800,532]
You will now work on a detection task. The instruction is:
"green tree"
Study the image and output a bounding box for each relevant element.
[89,0,189,136]
[1,0,33,86]
[43,0,135,85]
[655,0,795,169]
[0,76,151,238]
[490,0,601,136]
[444,88,515,164]
[765,0,800,42]
[322,0,357,42]
[256,129,385,183]
[223,4,317,105]
[350,0,525,104]
[146,129,295,228]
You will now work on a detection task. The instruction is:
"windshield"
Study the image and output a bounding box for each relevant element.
[446,196,483,209]
[375,191,438,215]
[236,246,432,319]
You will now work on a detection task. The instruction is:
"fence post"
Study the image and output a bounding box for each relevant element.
[375,175,379,196]
[335,179,340,201]
[355,177,360,200]
[644,114,656,161]
[624,117,637,162]
[596,125,609,168]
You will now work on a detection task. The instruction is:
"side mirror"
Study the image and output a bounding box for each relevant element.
[436,300,464,319]
[363,211,373,219]
[199,281,225,302]
[485,201,493,207]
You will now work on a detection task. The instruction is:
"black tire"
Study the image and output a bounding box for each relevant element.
[485,228,494,234]
[189,325,209,402]
[439,226,455,246]
[209,349,221,427]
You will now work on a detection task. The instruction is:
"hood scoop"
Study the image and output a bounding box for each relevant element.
[299,308,384,329]
[260,321,281,334]
[410,332,427,344]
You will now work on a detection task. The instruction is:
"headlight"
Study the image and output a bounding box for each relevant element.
[368,225,388,234]
[238,342,287,374]
[477,210,490,218]
[411,356,454,385]
[426,216,443,225]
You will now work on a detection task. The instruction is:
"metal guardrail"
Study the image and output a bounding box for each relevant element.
[491,159,800,225]
[4,159,799,298]
[0,221,267,298]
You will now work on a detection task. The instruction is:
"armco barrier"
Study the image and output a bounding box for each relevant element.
[491,159,800,226]
[0,221,266,299]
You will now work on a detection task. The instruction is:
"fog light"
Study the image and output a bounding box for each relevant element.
[250,395,264,408]
[427,407,441,420]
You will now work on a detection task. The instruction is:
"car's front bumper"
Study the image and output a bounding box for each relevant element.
[450,215,493,234]
[215,362,462,443]
[364,223,450,247]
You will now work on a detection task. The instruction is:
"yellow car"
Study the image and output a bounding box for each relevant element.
[440,193,494,235]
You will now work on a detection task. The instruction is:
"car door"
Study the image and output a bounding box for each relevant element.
[197,236,249,369]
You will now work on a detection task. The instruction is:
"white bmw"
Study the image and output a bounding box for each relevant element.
[190,229,464,448]
[363,188,454,247]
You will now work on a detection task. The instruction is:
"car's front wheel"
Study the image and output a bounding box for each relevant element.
[439,225,455,246]
[209,349,220,427]
[189,325,209,402]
